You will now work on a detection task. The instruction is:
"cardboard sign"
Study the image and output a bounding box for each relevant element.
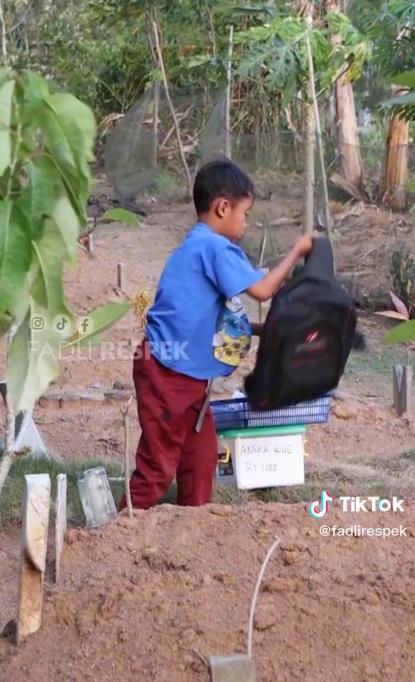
[234,434,304,489]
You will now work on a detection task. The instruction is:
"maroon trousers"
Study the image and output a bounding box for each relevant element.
[119,342,218,510]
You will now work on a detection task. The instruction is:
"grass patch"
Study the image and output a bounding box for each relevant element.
[4,449,414,527]
[150,171,178,196]
[345,346,411,378]
[0,453,123,526]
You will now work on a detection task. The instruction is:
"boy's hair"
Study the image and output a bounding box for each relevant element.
[193,158,254,214]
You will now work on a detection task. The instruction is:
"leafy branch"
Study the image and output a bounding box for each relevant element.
[0,68,135,494]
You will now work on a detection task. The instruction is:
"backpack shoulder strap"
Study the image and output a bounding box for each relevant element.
[302,237,335,281]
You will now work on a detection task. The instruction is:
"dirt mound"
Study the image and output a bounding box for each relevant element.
[1,502,415,681]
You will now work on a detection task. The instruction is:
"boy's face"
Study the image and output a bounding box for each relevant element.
[214,195,253,241]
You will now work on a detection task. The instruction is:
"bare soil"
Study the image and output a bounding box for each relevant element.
[1,503,415,682]
[1,177,414,465]
[1,179,415,681]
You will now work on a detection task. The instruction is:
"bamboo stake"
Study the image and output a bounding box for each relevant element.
[302,101,315,234]
[305,14,332,240]
[147,19,160,171]
[225,25,234,159]
[121,396,134,518]
[151,19,193,198]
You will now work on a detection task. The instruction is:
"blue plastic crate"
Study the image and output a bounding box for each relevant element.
[210,395,331,431]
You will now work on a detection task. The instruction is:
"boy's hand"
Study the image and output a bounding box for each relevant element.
[294,232,320,258]
[247,232,321,302]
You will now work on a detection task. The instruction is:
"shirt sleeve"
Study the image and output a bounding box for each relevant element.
[211,242,265,299]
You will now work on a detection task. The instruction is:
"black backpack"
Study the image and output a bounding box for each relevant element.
[244,237,357,410]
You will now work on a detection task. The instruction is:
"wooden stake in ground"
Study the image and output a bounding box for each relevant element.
[87,232,94,255]
[151,18,193,198]
[17,474,51,643]
[117,261,125,291]
[393,365,412,416]
[55,473,67,583]
[121,396,134,518]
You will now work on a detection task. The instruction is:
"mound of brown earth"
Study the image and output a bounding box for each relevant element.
[1,501,415,681]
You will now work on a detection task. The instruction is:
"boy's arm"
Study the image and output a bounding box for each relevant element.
[247,233,316,302]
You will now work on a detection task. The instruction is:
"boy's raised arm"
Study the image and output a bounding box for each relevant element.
[247,233,316,302]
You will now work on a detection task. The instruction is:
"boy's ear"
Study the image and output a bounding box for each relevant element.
[214,197,231,218]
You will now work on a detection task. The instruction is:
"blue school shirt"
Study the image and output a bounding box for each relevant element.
[146,222,264,379]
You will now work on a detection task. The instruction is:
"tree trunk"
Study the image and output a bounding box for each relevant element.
[325,0,365,195]
[334,78,365,192]
[381,97,409,211]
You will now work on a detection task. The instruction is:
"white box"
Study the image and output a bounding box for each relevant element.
[233,433,304,490]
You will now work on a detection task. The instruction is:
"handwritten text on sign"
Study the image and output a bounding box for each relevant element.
[234,434,305,490]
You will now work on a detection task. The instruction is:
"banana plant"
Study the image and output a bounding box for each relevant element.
[0,69,137,492]
[382,69,415,121]
[377,292,415,347]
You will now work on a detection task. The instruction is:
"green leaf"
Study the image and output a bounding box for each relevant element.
[78,334,102,348]
[0,201,31,327]
[0,78,15,177]
[6,303,61,413]
[382,91,415,108]
[19,71,50,109]
[52,193,81,260]
[31,219,74,335]
[0,67,12,88]
[186,55,212,69]
[17,157,59,241]
[101,208,140,226]
[384,320,415,345]
[41,92,96,216]
[64,302,132,347]
[43,92,96,165]
[391,70,415,89]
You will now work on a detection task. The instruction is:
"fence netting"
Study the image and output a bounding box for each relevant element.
[104,86,415,234]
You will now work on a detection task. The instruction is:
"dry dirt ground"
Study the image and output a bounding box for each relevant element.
[1,177,415,680]
[1,175,414,466]
[1,503,415,682]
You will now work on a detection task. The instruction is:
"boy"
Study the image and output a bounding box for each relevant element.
[120,159,314,510]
